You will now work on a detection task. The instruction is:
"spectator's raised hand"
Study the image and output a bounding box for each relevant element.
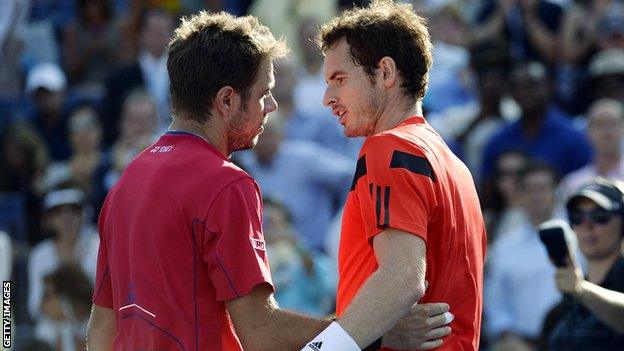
[555,257,585,297]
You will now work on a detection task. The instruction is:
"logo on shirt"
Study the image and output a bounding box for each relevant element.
[150,145,174,153]
[251,238,265,251]
[308,341,323,350]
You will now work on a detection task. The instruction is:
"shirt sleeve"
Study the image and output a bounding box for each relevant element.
[356,135,437,242]
[204,177,273,301]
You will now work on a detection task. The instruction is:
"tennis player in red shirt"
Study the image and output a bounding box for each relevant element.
[318,1,487,350]
[87,9,453,351]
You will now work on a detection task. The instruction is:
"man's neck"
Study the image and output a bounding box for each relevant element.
[373,99,422,134]
[169,115,229,157]
[520,111,547,137]
[587,250,622,284]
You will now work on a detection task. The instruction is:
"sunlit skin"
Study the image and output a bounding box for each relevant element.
[226,60,278,153]
[571,197,623,261]
[168,59,277,157]
[322,40,383,137]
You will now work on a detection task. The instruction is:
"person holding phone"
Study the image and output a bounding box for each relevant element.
[547,178,624,350]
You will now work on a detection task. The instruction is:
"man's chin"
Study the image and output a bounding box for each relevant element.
[230,136,258,153]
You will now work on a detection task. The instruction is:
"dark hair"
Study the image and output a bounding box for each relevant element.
[47,264,93,316]
[318,0,433,100]
[167,11,288,123]
[519,160,560,186]
[263,195,293,223]
[469,40,511,75]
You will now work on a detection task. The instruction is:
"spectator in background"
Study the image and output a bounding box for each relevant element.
[548,178,624,350]
[0,230,11,284]
[596,2,624,51]
[28,188,98,321]
[560,0,611,67]
[481,61,592,182]
[293,18,332,118]
[104,89,158,190]
[35,264,93,351]
[62,0,118,96]
[43,105,111,222]
[0,121,49,246]
[0,0,29,96]
[486,162,564,351]
[558,2,624,113]
[263,197,337,317]
[235,117,352,252]
[424,3,474,114]
[473,0,564,65]
[103,8,174,144]
[431,39,512,182]
[25,62,74,161]
[560,99,624,200]
[483,150,529,244]
[275,61,362,160]
[249,0,337,63]
[587,48,624,103]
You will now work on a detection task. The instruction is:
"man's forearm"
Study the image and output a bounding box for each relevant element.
[86,305,115,351]
[338,266,425,348]
[578,281,624,333]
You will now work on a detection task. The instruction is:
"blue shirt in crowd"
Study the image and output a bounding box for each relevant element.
[237,140,353,251]
[481,108,592,180]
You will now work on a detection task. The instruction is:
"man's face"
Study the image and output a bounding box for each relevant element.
[226,60,277,153]
[522,170,556,220]
[141,13,173,58]
[323,39,383,137]
[511,66,550,116]
[569,197,622,260]
[121,100,158,140]
[46,204,82,238]
[588,104,624,155]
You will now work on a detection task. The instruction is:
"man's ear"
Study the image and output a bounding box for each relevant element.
[377,56,398,89]
[215,86,241,117]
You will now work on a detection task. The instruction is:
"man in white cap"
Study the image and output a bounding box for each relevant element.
[26,62,73,160]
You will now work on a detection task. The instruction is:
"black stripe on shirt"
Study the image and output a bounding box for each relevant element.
[350,155,367,191]
[389,150,436,182]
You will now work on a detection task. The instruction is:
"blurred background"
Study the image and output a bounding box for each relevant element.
[1,0,623,350]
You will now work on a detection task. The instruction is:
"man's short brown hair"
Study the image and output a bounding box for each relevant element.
[319,0,433,100]
[167,11,288,122]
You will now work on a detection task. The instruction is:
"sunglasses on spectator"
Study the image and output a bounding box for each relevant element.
[568,207,615,226]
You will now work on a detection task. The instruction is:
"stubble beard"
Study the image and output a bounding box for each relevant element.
[226,107,258,154]
[347,85,382,138]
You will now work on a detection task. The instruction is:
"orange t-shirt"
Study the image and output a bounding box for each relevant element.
[337,116,487,351]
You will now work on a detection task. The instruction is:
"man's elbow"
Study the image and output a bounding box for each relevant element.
[383,264,426,303]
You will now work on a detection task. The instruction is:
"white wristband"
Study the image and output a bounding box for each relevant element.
[300,322,360,351]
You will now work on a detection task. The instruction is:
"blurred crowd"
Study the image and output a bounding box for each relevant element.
[1,0,623,350]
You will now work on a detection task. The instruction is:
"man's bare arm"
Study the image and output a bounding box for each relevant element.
[226,283,331,351]
[86,304,116,350]
[338,227,427,348]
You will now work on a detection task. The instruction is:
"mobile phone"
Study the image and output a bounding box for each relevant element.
[538,219,571,267]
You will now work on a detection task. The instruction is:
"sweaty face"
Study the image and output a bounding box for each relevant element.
[323,39,383,137]
[226,60,277,153]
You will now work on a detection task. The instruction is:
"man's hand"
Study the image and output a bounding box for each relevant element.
[555,257,586,298]
[381,303,453,350]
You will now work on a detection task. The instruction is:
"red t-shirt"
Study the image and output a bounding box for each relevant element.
[93,131,273,350]
[337,117,487,351]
